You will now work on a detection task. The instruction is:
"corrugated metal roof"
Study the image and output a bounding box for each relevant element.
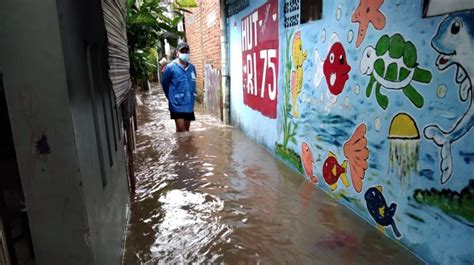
[103,0,130,104]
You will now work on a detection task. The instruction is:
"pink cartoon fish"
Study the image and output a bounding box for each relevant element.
[301,142,318,184]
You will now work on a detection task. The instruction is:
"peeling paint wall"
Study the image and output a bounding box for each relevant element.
[227,0,474,264]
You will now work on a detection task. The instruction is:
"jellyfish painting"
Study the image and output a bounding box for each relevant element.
[388,113,420,186]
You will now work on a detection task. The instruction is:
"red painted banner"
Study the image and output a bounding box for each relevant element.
[241,0,279,119]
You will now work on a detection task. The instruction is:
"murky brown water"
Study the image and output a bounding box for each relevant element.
[122,86,422,264]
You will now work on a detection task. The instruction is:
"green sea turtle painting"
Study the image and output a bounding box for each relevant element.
[360,34,432,110]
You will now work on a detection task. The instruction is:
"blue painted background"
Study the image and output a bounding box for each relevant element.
[227,1,474,264]
[228,0,279,149]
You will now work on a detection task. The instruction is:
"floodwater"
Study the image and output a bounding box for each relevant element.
[122,86,422,264]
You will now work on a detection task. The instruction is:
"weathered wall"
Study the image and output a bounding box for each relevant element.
[227,0,474,264]
[56,0,130,264]
[0,0,129,264]
[0,1,93,264]
[203,64,222,119]
[184,0,222,102]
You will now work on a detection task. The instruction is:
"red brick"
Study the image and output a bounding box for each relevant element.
[184,0,222,99]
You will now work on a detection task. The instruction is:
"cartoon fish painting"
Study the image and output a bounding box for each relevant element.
[291,32,307,118]
[424,11,474,184]
[322,151,349,191]
[301,142,318,184]
[364,186,402,238]
[314,33,351,98]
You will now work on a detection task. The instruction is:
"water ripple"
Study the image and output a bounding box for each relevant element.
[122,85,421,264]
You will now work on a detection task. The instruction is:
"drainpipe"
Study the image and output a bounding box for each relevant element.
[219,0,230,124]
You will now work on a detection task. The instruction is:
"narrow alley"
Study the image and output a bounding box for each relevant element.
[122,85,421,264]
[1,0,473,264]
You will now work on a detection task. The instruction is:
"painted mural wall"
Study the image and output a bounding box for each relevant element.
[227,0,474,264]
[228,0,474,264]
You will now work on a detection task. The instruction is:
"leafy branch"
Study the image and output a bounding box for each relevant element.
[126,0,190,84]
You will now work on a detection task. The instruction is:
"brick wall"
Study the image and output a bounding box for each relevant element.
[184,0,222,102]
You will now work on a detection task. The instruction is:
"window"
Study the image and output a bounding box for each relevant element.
[226,0,249,16]
[284,0,323,28]
[86,43,107,188]
[300,0,322,24]
[423,0,474,17]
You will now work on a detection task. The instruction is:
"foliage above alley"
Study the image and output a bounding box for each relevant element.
[177,0,197,7]
[126,0,190,84]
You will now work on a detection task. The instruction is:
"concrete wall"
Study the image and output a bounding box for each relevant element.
[226,0,474,264]
[56,0,130,264]
[184,0,222,101]
[0,0,129,264]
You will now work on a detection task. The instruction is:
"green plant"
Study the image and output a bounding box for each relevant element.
[274,30,304,173]
[281,30,298,148]
[126,0,190,84]
[414,179,474,223]
[276,143,303,173]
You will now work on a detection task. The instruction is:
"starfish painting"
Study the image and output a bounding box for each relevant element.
[351,0,386,48]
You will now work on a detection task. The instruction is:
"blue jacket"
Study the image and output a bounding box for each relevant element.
[161,59,197,113]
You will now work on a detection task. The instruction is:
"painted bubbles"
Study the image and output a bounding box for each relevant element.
[231,1,474,263]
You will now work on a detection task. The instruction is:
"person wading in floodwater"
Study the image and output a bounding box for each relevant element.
[161,42,197,132]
